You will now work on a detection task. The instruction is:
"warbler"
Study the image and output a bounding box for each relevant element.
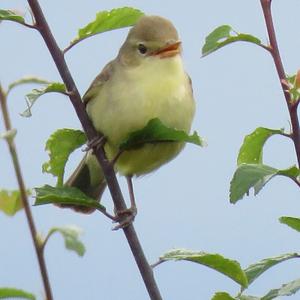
[66,15,196,213]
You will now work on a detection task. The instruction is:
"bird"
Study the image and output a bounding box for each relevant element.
[64,15,196,215]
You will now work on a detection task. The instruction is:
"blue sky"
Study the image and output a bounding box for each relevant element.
[1,1,300,299]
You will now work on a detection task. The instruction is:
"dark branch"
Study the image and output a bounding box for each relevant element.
[0,85,53,300]
[261,0,300,168]
[26,1,163,299]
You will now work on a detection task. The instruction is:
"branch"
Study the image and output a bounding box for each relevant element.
[0,85,53,300]
[261,0,300,167]
[26,1,163,299]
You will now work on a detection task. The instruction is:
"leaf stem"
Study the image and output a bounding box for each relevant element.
[261,0,300,168]
[0,84,53,300]
[26,1,163,299]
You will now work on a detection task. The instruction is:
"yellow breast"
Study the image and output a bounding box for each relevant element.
[87,55,195,176]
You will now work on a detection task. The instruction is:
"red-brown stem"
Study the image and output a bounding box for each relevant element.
[261,0,300,167]
[26,1,162,299]
[0,85,53,300]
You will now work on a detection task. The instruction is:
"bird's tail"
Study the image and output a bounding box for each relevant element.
[59,152,106,214]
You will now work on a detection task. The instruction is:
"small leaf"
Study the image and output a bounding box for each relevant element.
[0,9,25,23]
[161,249,248,288]
[34,185,105,211]
[239,296,260,300]
[280,216,300,233]
[67,7,144,51]
[119,118,205,151]
[0,287,35,299]
[212,292,236,300]
[7,76,50,94]
[262,278,300,300]
[42,129,87,186]
[202,25,263,57]
[230,164,299,203]
[21,82,66,117]
[238,127,284,165]
[230,164,277,203]
[0,189,31,216]
[244,253,300,286]
[46,225,85,256]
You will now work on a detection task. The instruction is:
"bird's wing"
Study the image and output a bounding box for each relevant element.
[83,60,115,106]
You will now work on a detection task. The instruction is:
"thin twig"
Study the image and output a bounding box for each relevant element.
[26,1,163,299]
[0,85,53,300]
[261,0,300,168]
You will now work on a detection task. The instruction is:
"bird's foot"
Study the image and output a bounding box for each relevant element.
[83,135,106,152]
[112,206,137,230]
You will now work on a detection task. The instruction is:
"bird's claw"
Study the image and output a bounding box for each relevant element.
[83,135,106,152]
[112,207,137,230]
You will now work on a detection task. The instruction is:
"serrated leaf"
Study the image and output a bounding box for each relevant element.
[244,253,300,286]
[280,216,300,233]
[34,185,105,211]
[238,128,284,165]
[0,189,31,216]
[21,82,66,117]
[202,25,262,57]
[230,164,277,203]
[0,287,35,299]
[42,129,87,186]
[46,225,85,256]
[161,249,248,288]
[262,278,300,300]
[67,7,144,51]
[230,164,299,203]
[7,76,50,94]
[119,118,205,151]
[212,292,236,300]
[0,9,25,23]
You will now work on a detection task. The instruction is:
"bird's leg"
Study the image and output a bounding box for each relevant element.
[113,176,137,230]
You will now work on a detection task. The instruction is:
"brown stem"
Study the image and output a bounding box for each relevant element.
[261,0,300,167]
[26,1,162,299]
[0,85,53,300]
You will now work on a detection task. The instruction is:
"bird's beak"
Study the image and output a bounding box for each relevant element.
[150,41,181,59]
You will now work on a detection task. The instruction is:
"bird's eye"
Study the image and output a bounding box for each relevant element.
[137,43,147,55]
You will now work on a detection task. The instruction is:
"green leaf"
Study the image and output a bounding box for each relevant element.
[7,76,50,94]
[212,292,236,300]
[45,225,85,256]
[202,25,263,57]
[0,9,25,24]
[161,249,248,288]
[239,296,260,300]
[21,82,66,117]
[238,128,284,165]
[262,278,300,300]
[280,216,300,233]
[42,129,87,186]
[0,189,31,216]
[68,7,144,50]
[119,118,205,151]
[0,287,35,299]
[230,164,300,203]
[34,185,105,211]
[244,253,300,286]
[230,164,277,203]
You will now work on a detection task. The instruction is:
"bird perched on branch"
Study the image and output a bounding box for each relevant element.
[65,15,196,217]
